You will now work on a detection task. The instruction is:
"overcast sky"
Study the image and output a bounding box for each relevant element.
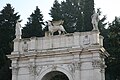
[0,0,120,26]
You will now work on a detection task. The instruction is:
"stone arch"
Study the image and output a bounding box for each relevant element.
[41,71,68,80]
[36,66,73,80]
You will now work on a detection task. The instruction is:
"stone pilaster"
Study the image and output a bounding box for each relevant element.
[74,62,81,80]
[28,57,36,80]
[11,60,19,80]
[92,59,106,80]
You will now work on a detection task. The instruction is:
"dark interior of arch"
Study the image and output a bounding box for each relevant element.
[42,71,69,80]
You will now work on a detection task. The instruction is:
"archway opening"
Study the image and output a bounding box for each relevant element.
[41,71,69,80]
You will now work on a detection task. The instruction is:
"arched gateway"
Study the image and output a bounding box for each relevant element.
[7,31,109,80]
[36,66,72,80]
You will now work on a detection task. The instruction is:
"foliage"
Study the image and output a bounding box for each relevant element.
[0,4,20,80]
[49,0,87,33]
[49,0,62,21]
[97,8,108,37]
[0,4,20,54]
[49,0,95,32]
[22,6,44,38]
[105,17,120,80]
[83,0,94,31]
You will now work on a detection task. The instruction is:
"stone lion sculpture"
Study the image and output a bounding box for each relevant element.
[46,20,67,36]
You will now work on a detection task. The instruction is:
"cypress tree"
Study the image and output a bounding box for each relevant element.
[61,0,76,33]
[0,4,20,80]
[83,0,94,31]
[0,3,20,57]
[105,17,120,80]
[22,6,44,38]
[49,0,62,21]
[49,0,83,33]
[50,0,96,33]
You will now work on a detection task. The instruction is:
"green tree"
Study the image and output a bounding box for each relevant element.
[61,0,77,33]
[22,6,44,38]
[49,0,84,33]
[105,17,120,80]
[97,8,108,37]
[49,0,62,21]
[83,0,94,31]
[0,4,20,54]
[49,0,95,33]
[0,4,20,80]
[62,0,84,32]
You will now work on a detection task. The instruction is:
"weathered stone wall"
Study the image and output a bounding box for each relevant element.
[12,31,103,54]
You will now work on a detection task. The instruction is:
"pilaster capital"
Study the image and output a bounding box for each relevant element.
[92,60,106,69]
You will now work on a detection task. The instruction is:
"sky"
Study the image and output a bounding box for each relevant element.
[0,0,120,26]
